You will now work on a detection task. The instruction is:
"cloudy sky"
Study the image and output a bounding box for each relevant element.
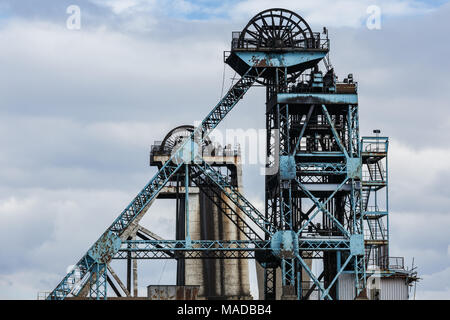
[0,0,449,300]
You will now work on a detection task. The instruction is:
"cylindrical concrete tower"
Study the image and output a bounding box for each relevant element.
[150,126,252,299]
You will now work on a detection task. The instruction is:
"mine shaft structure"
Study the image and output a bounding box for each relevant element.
[226,9,365,300]
[46,9,410,300]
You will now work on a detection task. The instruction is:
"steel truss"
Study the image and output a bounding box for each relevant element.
[263,66,365,299]
[47,67,267,300]
[47,9,374,300]
[113,238,352,259]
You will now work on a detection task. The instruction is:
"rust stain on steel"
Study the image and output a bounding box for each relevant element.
[88,231,121,263]
[176,287,184,300]
[148,285,199,300]
[184,287,199,300]
[362,152,386,156]
[251,56,273,67]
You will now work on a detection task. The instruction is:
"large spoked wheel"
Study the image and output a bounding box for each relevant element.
[238,8,314,50]
[161,125,194,153]
[160,125,211,154]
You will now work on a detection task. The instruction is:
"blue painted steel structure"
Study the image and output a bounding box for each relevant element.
[47,8,399,300]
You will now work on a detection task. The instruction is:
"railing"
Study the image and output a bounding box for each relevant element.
[362,170,386,182]
[381,256,404,270]
[364,226,387,241]
[287,71,358,94]
[363,143,387,153]
[361,137,388,153]
[365,205,382,212]
[231,31,329,50]
[368,257,404,270]
[150,143,241,158]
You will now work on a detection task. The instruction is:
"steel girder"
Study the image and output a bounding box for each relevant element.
[263,64,366,300]
[47,67,265,300]
[47,54,369,301]
[48,92,366,301]
[113,238,352,259]
[190,168,263,241]
[193,161,274,235]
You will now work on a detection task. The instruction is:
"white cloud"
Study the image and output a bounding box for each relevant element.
[86,0,436,31]
[0,185,180,298]
[415,267,450,299]
[0,19,228,122]
[390,139,450,186]
[232,0,434,28]
[90,0,156,14]
[0,270,60,300]
[388,139,450,214]
[389,212,449,272]
[0,0,448,300]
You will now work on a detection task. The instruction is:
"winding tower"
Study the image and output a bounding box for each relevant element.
[226,9,364,300]
[45,8,416,300]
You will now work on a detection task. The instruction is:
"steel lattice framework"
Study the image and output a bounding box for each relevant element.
[46,8,393,300]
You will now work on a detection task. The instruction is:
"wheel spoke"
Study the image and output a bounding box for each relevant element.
[270,11,276,39]
[280,14,294,41]
[246,29,260,41]
[261,15,274,43]
[238,9,314,49]
[252,21,271,44]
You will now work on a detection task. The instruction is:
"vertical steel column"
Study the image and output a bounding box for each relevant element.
[264,264,276,300]
[126,236,132,293]
[185,164,191,247]
[385,139,390,258]
[132,234,138,297]
[296,259,302,299]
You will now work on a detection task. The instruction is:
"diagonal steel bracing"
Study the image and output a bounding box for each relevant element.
[295,177,351,237]
[113,238,353,260]
[193,161,274,235]
[46,8,376,300]
[48,67,265,300]
[190,171,263,241]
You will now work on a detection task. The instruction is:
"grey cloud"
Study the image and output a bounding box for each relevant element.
[330,3,450,147]
[0,1,449,299]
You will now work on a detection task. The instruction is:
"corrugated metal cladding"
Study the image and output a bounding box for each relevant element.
[338,274,356,300]
[337,275,409,300]
[380,278,409,300]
